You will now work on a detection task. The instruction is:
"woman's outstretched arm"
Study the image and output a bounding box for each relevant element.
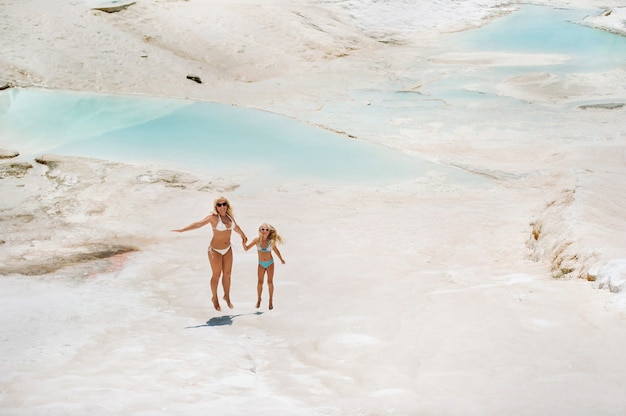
[172,214,213,233]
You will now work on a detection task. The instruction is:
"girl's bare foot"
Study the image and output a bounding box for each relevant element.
[223,296,234,309]
[212,297,221,311]
[256,299,261,308]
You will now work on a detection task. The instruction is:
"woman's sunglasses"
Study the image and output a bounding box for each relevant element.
[216,202,228,207]
[260,228,270,232]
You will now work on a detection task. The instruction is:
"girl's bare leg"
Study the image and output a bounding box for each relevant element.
[267,264,275,310]
[256,265,265,308]
[221,248,234,308]
[208,250,223,311]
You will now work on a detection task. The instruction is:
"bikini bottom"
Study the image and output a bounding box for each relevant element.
[259,259,274,269]
[209,245,232,256]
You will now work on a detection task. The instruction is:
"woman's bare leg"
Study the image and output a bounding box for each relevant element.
[256,265,265,308]
[208,250,223,311]
[221,248,234,309]
[267,264,275,310]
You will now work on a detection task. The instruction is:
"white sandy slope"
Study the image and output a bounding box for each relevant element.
[1,0,626,415]
[581,6,626,35]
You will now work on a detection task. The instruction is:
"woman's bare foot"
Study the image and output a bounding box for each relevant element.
[223,296,234,309]
[256,299,261,308]
[269,302,273,310]
[212,296,221,311]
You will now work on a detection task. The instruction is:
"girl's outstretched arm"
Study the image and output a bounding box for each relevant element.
[243,238,259,251]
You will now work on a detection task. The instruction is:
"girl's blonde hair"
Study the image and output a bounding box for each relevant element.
[258,223,284,246]
[213,196,234,217]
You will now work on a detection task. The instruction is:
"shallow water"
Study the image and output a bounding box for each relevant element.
[426,4,626,101]
[302,4,625,151]
[2,5,622,191]
[449,5,625,72]
[2,88,464,189]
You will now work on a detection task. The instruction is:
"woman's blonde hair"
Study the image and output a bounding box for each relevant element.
[258,223,284,246]
[213,196,234,217]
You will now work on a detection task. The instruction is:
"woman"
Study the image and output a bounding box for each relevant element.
[242,223,285,310]
[173,196,247,311]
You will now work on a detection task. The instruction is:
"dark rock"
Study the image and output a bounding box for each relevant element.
[186,74,202,84]
[578,103,624,110]
[92,0,136,13]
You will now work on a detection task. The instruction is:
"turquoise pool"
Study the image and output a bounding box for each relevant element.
[2,5,621,190]
[0,88,441,188]
[423,4,626,101]
[449,5,626,73]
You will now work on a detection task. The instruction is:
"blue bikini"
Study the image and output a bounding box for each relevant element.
[259,259,274,268]
[258,241,274,268]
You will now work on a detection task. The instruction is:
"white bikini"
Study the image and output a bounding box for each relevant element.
[209,214,235,255]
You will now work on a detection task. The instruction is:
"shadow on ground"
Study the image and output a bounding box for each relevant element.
[186,311,264,328]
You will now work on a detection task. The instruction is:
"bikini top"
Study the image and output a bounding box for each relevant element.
[258,240,272,252]
[214,214,235,231]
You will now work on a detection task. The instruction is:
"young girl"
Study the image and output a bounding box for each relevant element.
[243,223,285,310]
